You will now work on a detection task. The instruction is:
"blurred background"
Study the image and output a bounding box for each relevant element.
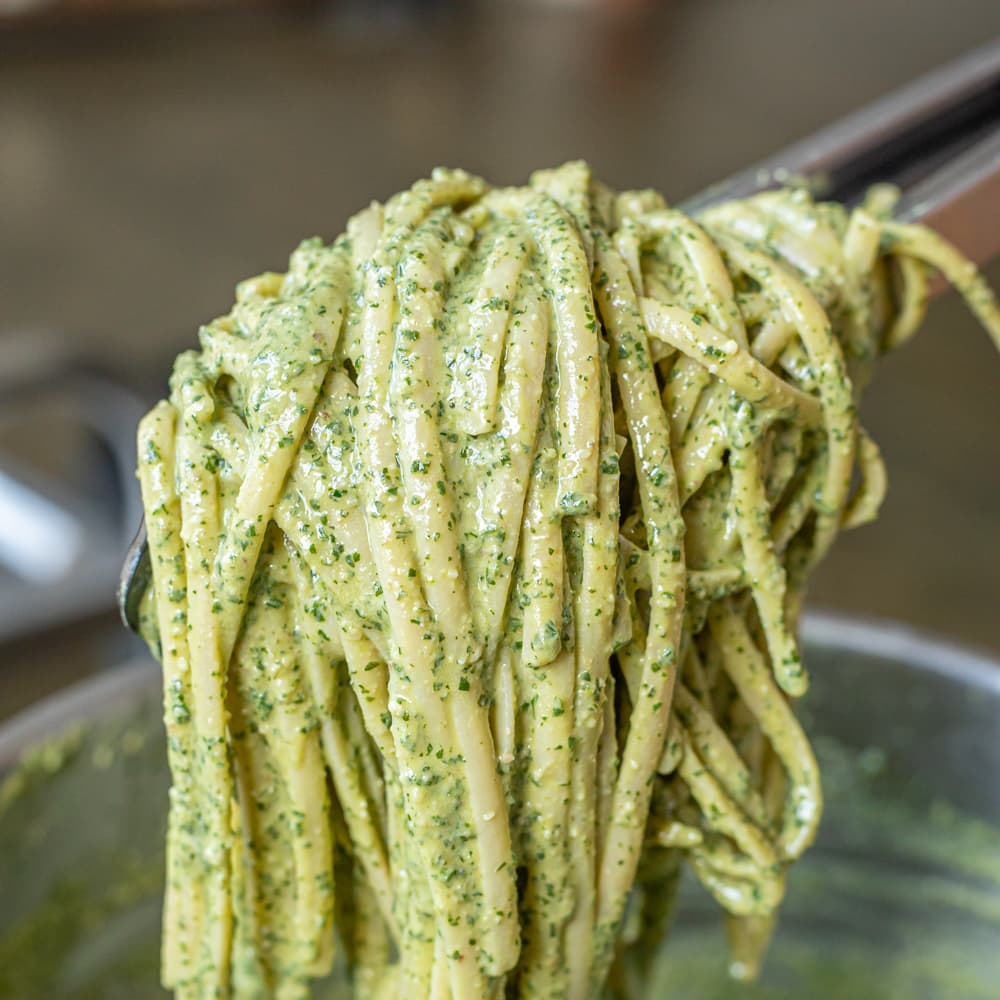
[1,0,998,719]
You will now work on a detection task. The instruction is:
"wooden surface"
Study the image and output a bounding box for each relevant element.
[1,0,998,718]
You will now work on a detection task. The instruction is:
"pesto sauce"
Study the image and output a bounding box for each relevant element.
[131,163,1000,998]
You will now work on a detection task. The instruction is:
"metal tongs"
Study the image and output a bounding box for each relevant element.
[682,37,1000,266]
[118,39,1000,634]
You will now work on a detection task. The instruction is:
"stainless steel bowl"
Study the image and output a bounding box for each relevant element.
[2,613,999,998]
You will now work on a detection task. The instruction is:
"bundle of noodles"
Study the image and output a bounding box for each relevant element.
[135,162,1000,1000]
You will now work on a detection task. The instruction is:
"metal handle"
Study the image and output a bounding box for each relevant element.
[681,36,1000,267]
[0,334,147,641]
[897,126,1000,269]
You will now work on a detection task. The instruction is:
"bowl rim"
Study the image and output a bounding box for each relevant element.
[0,656,158,775]
[801,611,1000,694]
[2,611,998,775]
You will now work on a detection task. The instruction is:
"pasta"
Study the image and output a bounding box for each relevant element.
[135,162,1000,999]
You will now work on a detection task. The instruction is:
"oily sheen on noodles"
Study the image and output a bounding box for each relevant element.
[135,162,1000,1000]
